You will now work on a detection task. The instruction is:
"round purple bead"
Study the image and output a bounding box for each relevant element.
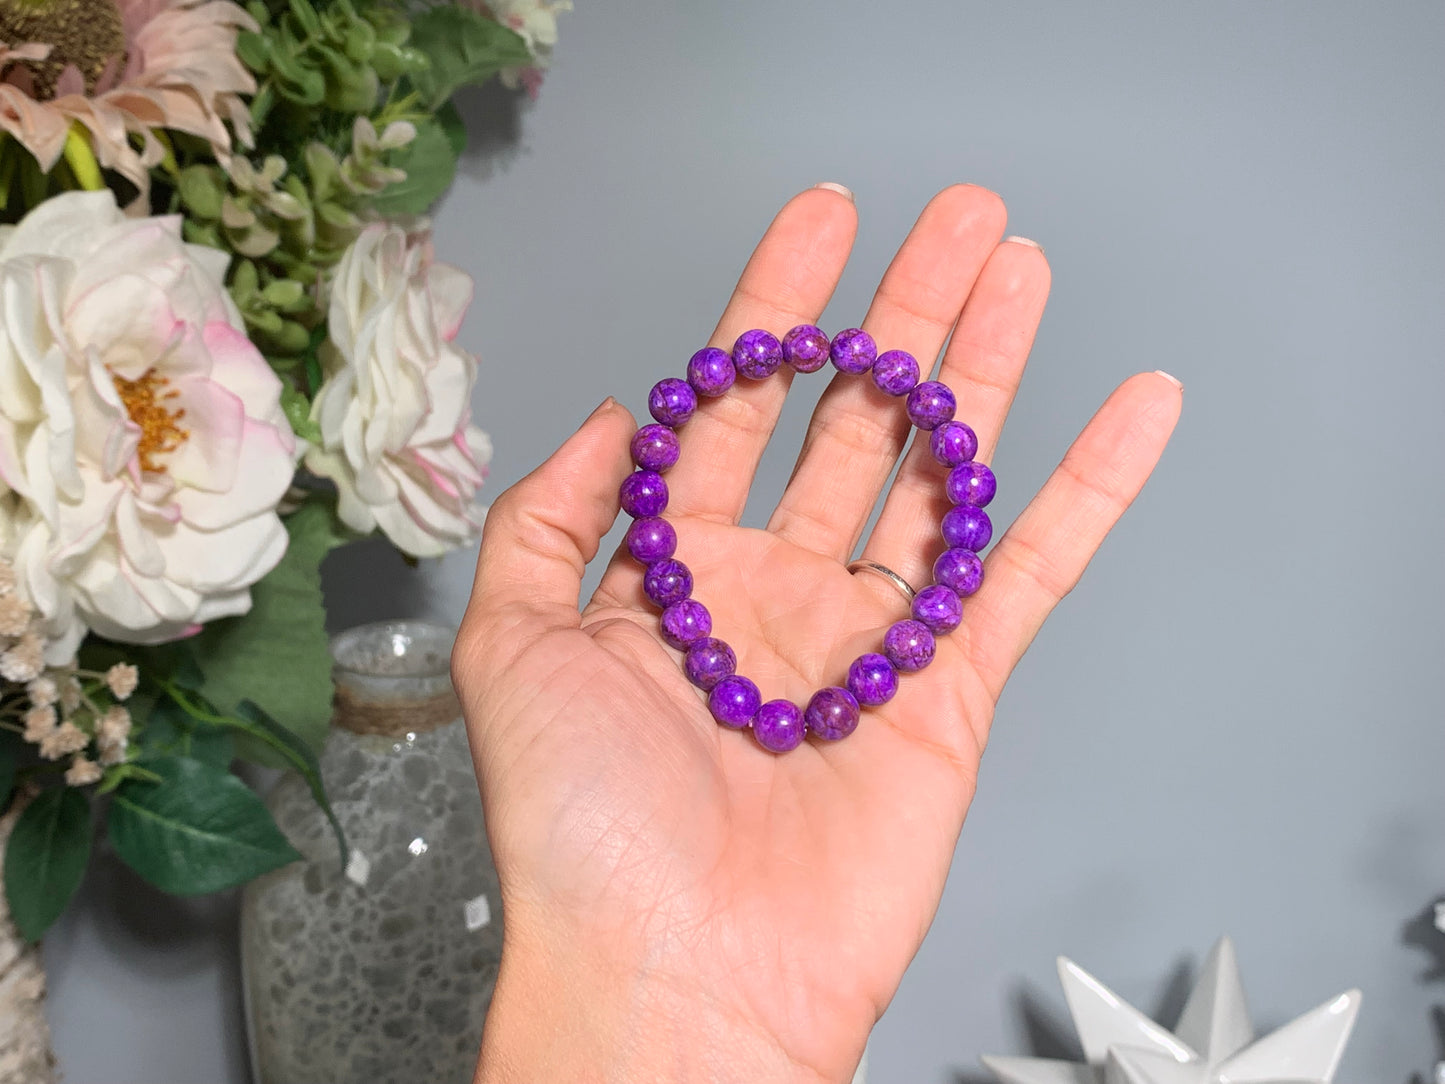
[933,548,984,597]
[733,329,783,380]
[906,381,957,431]
[631,424,680,472]
[830,327,877,375]
[930,421,978,467]
[753,699,805,753]
[804,686,860,741]
[687,347,735,398]
[709,675,761,729]
[911,584,963,634]
[660,599,711,649]
[648,378,698,428]
[883,619,936,673]
[872,349,920,396]
[781,324,831,373]
[946,461,996,507]
[643,558,692,607]
[626,517,676,564]
[684,637,735,691]
[846,652,898,707]
[619,470,668,518]
[941,504,993,551]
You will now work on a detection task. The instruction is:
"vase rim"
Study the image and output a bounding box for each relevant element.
[329,620,456,681]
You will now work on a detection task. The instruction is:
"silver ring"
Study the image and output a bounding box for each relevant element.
[846,560,917,603]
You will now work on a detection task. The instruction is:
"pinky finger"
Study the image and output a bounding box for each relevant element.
[964,371,1183,701]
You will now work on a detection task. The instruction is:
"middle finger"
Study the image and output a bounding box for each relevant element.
[766,184,1006,561]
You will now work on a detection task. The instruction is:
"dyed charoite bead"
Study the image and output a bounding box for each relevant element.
[906,381,957,430]
[733,329,783,379]
[625,325,995,751]
[752,699,805,753]
[871,349,920,396]
[846,653,898,706]
[631,424,680,472]
[930,420,978,467]
[941,504,992,551]
[619,470,668,518]
[781,324,830,373]
[933,547,984,597]
[626,517,676,563]
[687,347,735,397]
[684,637,735,691]
[804,686,860,741]
[648,378,697,428]
[709,675,761,729]
[830,327,877,374]
[643,558,692,607]
[911,584,962,634]
[660,599,711,649]
[946,461,996,507]
[883,619,935,672]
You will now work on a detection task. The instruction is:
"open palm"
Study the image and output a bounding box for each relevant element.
[454,185,1181,1084]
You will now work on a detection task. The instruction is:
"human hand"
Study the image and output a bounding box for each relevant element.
[453,184,1181,1084]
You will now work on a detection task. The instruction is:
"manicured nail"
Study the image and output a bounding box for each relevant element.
[813,181,854,202]
[1154,370,1183,391]
[1003,235,1044,254]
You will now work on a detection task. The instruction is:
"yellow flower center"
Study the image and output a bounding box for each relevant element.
[0,0,126,97]
[113,369,189,474]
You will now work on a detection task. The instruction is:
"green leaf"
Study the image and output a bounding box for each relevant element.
[235,29,271,73]
[0,729,21,811]
[177,164,225,220]
[138,697,235,771]
[404,7,532,109]
[437,100,467,158]
[193,502,336,764]
[370,113,458,216]
[280,384,323,444]
[107,756,299,895]
[4,788,91,941]
[236,700,346,869]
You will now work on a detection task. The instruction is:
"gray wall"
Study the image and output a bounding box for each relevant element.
[44,3,1445,1081]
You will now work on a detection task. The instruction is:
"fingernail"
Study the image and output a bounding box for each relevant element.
[1003,235,1045,254]
[813,181,854,202]
[584,396,615,422]
[1154,370,1184,391]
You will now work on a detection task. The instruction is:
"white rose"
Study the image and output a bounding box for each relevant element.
[0,191,297,660]
[305,224,491,559]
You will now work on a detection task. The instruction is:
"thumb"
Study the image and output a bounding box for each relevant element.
[459,397,636,666]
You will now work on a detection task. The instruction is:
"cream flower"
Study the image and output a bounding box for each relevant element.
[484,0,570,95]
[65,755,102,786]
[305,224,491,559]
[0,0,256,209]
[0,191,297,660]
[104,661,138,699]
[96,703,130,764]
[38,719,86,759]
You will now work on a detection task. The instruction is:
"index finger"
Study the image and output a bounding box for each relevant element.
[662,184,858,525]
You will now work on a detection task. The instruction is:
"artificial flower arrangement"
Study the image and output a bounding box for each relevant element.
[0,0,570,942]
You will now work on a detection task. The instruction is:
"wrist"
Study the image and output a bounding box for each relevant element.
[474,909,860,1084]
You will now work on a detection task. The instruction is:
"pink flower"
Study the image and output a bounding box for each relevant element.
[0,191,296,659]
[0,0,257,210]
[306,225,491,558]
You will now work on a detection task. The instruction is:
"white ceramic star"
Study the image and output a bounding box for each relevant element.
[981,937,1360,1084]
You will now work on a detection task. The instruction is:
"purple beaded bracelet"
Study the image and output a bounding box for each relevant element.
[620,326,995,754]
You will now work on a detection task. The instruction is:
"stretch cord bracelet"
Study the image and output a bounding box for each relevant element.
[619,325,996,753]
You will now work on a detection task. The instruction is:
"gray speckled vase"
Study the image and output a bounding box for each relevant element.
[241,622,501,1084]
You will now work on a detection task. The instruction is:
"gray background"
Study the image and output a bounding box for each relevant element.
[42,2,1445,1081]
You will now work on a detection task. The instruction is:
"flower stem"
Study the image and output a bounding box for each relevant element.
[61,125,104,191]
